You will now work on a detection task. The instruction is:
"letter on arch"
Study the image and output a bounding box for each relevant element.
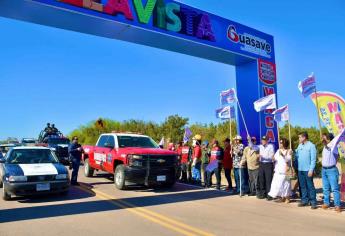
[104,0,134,20]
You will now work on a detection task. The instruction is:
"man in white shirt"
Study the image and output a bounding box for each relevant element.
[257,136,275,200]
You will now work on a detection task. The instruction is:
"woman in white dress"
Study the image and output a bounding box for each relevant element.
[268,138,293,203]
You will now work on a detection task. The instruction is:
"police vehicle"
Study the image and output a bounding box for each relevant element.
[0,146,70,200]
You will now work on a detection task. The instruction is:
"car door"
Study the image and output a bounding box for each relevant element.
[93,135,108,170]
[102,135,116,173]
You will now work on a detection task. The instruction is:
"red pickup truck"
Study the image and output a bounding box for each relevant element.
[82,133,178,190]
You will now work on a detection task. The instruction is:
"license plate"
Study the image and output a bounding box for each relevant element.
[157,175,166,182]
[36,183,50,191]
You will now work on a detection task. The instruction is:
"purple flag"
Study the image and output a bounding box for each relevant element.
[206,160,219,172]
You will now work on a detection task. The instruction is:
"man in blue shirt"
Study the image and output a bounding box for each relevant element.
[295,132,317,209]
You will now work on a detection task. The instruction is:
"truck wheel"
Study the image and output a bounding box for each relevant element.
[84,159,94,177]
[2,185,11,201]
[114,165,126,190]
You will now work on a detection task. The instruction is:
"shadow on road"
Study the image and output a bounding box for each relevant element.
[14,186,95,204]
[0,185,229,223]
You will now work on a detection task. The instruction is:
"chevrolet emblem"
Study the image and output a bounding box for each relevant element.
[157,159,166,163]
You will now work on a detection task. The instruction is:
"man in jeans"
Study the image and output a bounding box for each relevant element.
[295,132,317,209]
[243,137,260,196]
[321,133,341,213]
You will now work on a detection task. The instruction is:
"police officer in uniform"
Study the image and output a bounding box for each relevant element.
[68,136,83,185]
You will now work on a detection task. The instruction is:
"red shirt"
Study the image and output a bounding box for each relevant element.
[193,145,202,159]
[223,145,233,169]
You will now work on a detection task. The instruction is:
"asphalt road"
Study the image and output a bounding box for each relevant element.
[1,169,344,236]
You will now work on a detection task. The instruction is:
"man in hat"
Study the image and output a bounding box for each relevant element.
[232,135,247,195]
[257,136,275,200]
[191,135,202,185]
[243,137,260,196]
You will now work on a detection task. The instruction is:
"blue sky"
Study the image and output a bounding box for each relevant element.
[0,0,344,140]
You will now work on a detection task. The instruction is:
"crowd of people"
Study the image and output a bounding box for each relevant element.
[169,132,342,213]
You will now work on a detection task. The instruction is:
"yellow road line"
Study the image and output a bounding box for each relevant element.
[77,185,215,236]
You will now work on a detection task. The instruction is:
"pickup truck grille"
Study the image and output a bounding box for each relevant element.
[142,155,177,168]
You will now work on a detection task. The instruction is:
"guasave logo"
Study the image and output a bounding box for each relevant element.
[227,25,272,58]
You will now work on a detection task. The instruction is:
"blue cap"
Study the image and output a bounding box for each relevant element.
[202,141,209,146]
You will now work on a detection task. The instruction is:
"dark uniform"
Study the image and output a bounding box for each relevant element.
[68,142,83,185]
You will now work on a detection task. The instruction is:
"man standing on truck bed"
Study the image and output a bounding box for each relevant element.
[68,136,83,185]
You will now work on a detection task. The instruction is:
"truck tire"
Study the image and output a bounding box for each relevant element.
[114,165,126,190]
[84,158,94,177]
[2,185,11,201]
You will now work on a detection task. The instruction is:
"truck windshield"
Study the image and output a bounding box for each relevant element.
[117,136,159,148]
[7,149,59,164]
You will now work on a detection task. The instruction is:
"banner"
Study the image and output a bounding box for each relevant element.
[298,73,316,97]
[272,105,289,122]
[216,106,235,120]
[253,94,277,112]
[206,160,219,172]
[311,91,345,200]
[220,88,237,106]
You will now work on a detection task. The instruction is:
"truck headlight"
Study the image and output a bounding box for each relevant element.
[56,174,68,180]
[8,176,27,182]
[127,155,143,167]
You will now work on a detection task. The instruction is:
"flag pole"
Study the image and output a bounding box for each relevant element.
[237,100,250,137]
[314,87,323,140]
[229,117,232,141]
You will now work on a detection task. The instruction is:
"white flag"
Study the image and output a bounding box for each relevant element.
[328,129,345,155]
[253,94,277,112]
[158,137,165,147]
[272,105,289,122]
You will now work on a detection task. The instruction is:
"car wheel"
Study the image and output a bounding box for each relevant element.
[2,185,11,201]
[114,165,126,190]
[84,159,94,177]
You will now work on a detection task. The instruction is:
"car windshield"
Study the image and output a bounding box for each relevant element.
[48,138,70,145]
[7,149,59,164]
[117,136,159,148]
